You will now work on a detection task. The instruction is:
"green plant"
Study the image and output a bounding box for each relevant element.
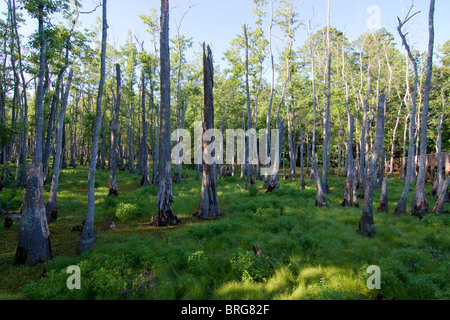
[115,203,143,222]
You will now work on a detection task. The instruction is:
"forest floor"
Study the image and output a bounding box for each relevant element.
[0,165,449,300]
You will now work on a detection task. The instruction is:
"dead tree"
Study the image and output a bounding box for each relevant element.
[411,0,436,216]
[151,0,180,227]
[394,7,420,216]
[195,44,222,220]
[358,93,386,237]
[433,178,450,214]
[109,64,121,196]
[342,116,355,207]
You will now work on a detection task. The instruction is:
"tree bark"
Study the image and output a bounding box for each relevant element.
[109,64,121,196]
[395,10,419,216]
[343,116,355,207]
[196,44,222,220]
[433,178,449,214]
[78,0,108,254]
[244,24,255,189]
[46,69,74,222]
[151,0,180,227]
[300,128,305,190]
[358,93,386,237]
[15,4,52,265]
[313,156,327,207]
[411,0,435,216]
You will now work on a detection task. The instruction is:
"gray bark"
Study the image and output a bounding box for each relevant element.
[151,0,179,227]
[196,44,222,220]
[109,64,121,196]
[358,93,386,237]
[411,0,435,216]
[78,0,108,254]
[343,116,355,207]
[313,156,327,207]
[46,69,74,222]
[15,4,52,265]
[244,24,254,189]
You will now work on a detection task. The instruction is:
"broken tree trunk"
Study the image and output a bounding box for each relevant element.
[358,93,386,237]
[433,178,450,214]
[196,44,222,220]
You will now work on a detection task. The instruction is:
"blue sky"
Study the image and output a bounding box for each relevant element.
[3,0,450,67]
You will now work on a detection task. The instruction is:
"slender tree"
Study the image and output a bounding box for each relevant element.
[46,69,74,221]
[411,0,435,216]
[109,64,121,196]
[151,0,180,227]
[15,1,54,265]
[358,93,386,237]
[78,0,108,253]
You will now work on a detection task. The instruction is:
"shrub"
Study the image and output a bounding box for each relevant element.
[248,185,258,197]
[230,248,274,283]
[115,203,143,222]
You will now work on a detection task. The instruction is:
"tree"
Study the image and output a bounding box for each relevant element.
[15,0,70,265]
[78,0,108,254]
[394,7,420,216]
[109,64,121,196]
[151,0,180,227]
[358,93,386,237]
[46,68,74,221]
[411,0,435,216]
[195,43,222,220]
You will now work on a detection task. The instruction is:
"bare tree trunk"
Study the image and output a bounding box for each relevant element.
[151,0,179,227]
[377,174,389,213]
[395,9,419,216]
[46,69,74,222]
[78,0,108,254]
[109,64,121,196]
[15,4,52,265]
[411,0,435,216]
[389,102,403,177]
[243,24,254,189]
[196,44,222,220]
[358,93,386,237]
[343,116,355,207]
[300,128,305,190]
[433,178,449,214]
[313,156,327,207]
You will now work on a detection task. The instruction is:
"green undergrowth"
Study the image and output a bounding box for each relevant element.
[0,166,449,300]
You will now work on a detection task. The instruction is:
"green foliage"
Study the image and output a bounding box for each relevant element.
[230,248,275,283]
[115,203,143,222]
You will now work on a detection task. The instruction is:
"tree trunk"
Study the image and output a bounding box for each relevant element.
[433,178,449,214]
[109,64,121,196]
[343,116,355,207]
[395,12,419,216]
[46,69,74,222]
[377,175,389,213]
[411,0,435,216]
[244,24,254,189]
[78,0,108,254]
[15,4,52,265]
[151,0,180,227]
[300,128,305,190]
[196,44,222,220]
[358,93,386,237]
[313,156,327,207]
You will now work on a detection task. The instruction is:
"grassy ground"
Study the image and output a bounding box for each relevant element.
[0,165,449,300]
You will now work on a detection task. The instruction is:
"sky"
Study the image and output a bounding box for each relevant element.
[2,0,450,69]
